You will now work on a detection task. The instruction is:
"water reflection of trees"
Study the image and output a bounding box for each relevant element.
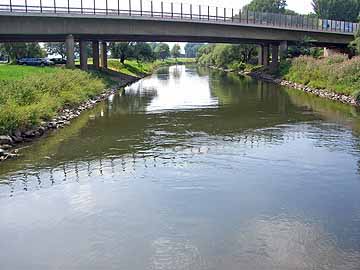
[155,66,170,86]
[107,87,158,115]
[170,65,182,81]
[2,67,360,195]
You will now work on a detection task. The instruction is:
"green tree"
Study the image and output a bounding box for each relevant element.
[244,0,287,13]
[184,43,204,58]
[312,0,360,21]
[133,42,154,62]
[350,28,360,55]
[171,44,181,61]
[110,42,134,64]
[0,44,7,62]
[0,42,45,62]
[44,42,66,58]
[154,43,170,61]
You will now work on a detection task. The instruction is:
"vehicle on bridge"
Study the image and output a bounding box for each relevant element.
[17,58,54,66]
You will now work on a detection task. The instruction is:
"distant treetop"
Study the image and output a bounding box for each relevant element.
[312,0,360,22]
[243,0,288,14]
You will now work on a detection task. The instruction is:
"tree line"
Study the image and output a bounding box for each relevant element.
[0,42,182,63]
[194,0,360,71]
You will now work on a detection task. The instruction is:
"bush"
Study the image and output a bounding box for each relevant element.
[283,55,360,97]
[228,62,246,71]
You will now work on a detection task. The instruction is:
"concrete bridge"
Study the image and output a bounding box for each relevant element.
[0,1,357,71]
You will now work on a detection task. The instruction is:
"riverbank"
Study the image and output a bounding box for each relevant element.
[0,65,142,162]
[246,55,360,106]
[0,59,196,162]
[206,55,360,107]
[248,70,358,106]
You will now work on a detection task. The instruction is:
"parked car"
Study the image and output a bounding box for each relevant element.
[0,56,8,63]
[49,58,67,65]
[17,58,54,66]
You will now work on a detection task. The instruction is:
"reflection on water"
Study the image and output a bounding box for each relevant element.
[1,65,360,270]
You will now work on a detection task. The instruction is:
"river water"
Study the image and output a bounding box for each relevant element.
[1,65,360,269]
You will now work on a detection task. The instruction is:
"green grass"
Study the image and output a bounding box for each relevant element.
[0,65,106,135]
[0,64,57,81]
[280,55,360,99]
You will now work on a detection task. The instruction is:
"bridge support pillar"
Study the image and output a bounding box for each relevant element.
[65,34,75,69]
[323,48,341,57]
[92,41,100,69]
[262,45,270,67]
[80,40,88,71]
[258,45,263,66]
[280,41,288,62]
[270,44,279,72]
[100,42,108,69]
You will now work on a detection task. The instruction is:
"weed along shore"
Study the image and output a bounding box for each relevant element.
[246,71,359,107]
[0,65,140,162]
[205,55,360,107]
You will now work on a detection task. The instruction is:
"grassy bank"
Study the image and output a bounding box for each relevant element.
[279,55,360,99]
[108,58,196,77]
[0,58,195,135]
[0,65,106,135]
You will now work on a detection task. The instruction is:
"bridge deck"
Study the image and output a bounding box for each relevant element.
[0,1,358,35]
[0,1,356,46]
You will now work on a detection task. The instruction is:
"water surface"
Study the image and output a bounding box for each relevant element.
[1,65,360,270]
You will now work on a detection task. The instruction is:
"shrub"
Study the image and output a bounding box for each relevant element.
[283,55,360,97]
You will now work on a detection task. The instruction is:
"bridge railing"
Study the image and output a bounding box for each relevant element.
[0,0,358,34]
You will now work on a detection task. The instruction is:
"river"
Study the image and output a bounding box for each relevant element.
[1,65,360,269]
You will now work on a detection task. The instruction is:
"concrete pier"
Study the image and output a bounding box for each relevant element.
[100,42,107,69]
[262,45,270,67]
[65,34,75,69]
[80,40,88,71]
[270,44,279,72]
[280,41,288,61]
[92,41,100,69]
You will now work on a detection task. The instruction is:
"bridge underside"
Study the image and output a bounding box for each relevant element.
[0,13,354,71]
[0,13,353,46]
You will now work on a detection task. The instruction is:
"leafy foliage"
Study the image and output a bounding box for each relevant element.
[196,44,258,70]
[110,42,134,64]
[44,42,66,59]
[184,43,204,58]
[133,42,155,62]
[0,43,45,62]
[281,55,360,98]
[244,0,287,13]
[154,43,171,60]
[312,0,360,21]
[171,44,181,60]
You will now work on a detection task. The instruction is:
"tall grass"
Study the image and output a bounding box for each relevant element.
[0,68,105,134]
[281,55,360,98]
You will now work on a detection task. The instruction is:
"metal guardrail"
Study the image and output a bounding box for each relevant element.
[0,0,358,34]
